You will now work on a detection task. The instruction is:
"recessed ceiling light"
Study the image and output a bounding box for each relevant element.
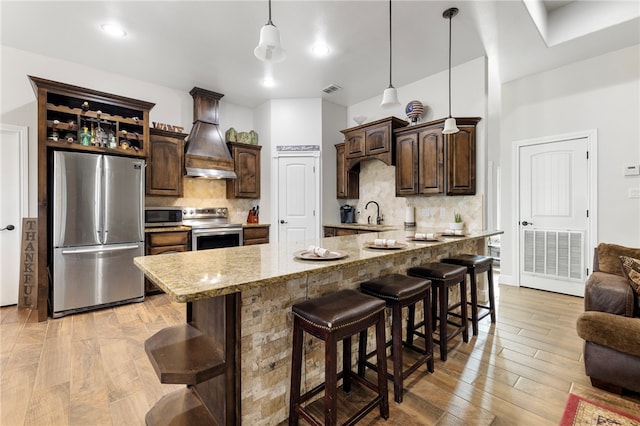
[262,78,275,88]
[311,42,330,57]
[101,23,127,38]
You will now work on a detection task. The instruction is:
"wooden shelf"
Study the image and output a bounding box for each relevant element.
[45,140,146,158]
[46,103,143,125]
[145,324,225,385]
[145,387,219,426]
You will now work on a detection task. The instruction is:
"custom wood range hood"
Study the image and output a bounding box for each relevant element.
[184,87,237,179]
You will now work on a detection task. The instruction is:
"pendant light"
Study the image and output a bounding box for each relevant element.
[380,0,400,108]
[254,0,286,63]
[442,7,459,134]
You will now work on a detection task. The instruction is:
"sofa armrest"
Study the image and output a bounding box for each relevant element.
[577,311,640,357]
[584,272,635,316]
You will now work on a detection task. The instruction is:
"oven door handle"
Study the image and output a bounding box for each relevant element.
[191,228,243,237]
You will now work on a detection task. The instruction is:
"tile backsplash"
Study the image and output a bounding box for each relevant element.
[146,178,255,224]
[344,160,484,231]
[147,160,484,231]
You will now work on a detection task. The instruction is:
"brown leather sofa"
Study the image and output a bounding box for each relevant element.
[576,243,640,393]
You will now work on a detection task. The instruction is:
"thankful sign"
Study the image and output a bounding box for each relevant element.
[18,218,37,309]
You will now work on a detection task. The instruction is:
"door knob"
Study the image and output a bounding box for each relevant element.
[521,221,533,226]
[280,220,288,224]
[0,224,15,231]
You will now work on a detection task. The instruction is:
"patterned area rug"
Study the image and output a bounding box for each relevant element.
[560,393,640,426]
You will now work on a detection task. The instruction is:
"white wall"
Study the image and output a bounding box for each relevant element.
[256,98,324,240]
[270,99,322,148]
[0,46,254,216]
[321,100,347,225]
[499,44,640,284]
[253,101,272,229]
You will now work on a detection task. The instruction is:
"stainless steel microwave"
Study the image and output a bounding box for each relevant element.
[144,206,183,227]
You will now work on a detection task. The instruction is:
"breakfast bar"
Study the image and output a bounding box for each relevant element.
[134,229,502,425]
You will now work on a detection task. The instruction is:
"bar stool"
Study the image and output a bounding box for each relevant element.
[289,289,389,426]
[358,274,434,403]
[441,254,496,336]
[408,263,468,361]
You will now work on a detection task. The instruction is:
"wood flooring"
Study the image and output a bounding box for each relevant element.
[2,283,639,425]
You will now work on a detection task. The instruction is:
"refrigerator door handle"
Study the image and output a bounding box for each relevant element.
[96,156,105,244]
[61,244,140,255]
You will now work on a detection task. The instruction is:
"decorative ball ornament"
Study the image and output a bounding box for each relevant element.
[405,100,424,124]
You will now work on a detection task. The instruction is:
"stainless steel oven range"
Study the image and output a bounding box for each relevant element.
[182,207,243,251]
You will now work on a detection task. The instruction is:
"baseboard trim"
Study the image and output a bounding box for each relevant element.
[498,275,516,286]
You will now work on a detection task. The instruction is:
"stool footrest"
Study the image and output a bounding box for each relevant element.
[145,324,225,385]
[448,304,494,322]
[145,387,218,426]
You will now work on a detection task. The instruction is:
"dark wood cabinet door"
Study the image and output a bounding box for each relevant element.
[336,143,347,198]
[335,143,359,199]
[418,127,445,195]
[147,129,186,196]
[365,124,390,156]
[446,125,476,195]
[323,227,337,237]
[145,230,190,295]
[395,133,419,195]
[345,130,365,159]
[243,225,270,245]
[335,228,358,236]
[227,143,261,199]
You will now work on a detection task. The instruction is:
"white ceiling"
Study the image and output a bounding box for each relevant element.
[1,1,638,108]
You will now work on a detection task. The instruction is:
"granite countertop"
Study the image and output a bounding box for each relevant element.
[145,225,192,233]
[135,229,502,303]
[243,223,270,228]
[324,223,399,231]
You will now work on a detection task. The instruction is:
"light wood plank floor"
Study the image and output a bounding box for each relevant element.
[1,284,639,425]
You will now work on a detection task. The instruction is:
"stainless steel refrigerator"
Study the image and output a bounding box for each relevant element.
[52,151,145,317]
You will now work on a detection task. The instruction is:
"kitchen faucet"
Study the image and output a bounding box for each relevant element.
[365,201,383,225]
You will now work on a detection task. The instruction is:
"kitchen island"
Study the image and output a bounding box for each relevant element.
[135,229,502,425]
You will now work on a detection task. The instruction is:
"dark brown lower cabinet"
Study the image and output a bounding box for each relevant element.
[323,226,379,237]
[145,230,190,295]
[243,225,270,245]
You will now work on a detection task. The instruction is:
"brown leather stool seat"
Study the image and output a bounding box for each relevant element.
[358,274,434,403]
[408,263,468,361]
[289,289,389,425]
[441,254,496,336]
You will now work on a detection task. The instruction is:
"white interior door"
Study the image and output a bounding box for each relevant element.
[277,155,319,245]
[518,137,590,296]
[0,124,29,306]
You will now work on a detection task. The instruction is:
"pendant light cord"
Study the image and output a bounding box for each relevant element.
[267,0,273,26]
[388,0,393,88]
[448,11,452,118]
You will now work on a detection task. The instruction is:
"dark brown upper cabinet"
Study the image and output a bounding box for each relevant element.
[394,117,480,196]
[226,142,261,199]
[446,122,478,195]
[147,128,187,196]
[341,117,408,166]
[335,143,359,199]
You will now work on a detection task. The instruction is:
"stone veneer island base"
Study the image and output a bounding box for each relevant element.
[135,229,502,425]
